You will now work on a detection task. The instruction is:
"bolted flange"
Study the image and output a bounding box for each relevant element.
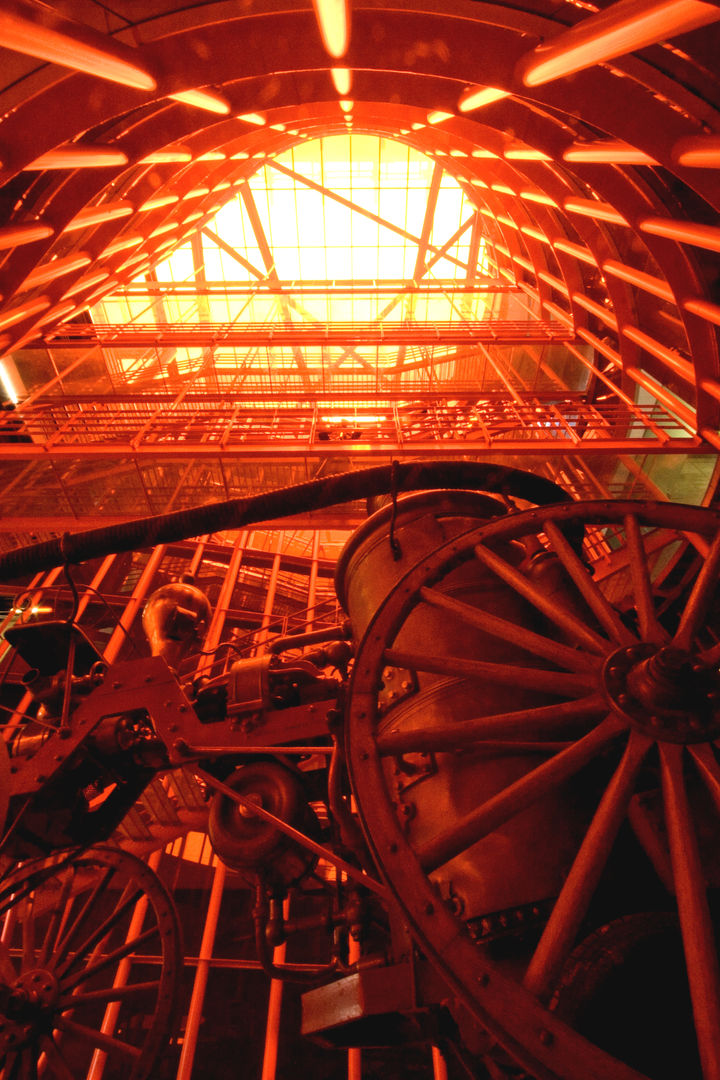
[603,644,720,743]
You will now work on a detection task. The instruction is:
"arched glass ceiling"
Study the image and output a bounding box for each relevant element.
[0,0,719,545]
[93,134,518,399]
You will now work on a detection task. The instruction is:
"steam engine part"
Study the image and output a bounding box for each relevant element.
[337,489,589,919]
[142,574,212,669]
[208,761,319,888]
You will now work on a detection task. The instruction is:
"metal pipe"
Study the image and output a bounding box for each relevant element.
[104,544,167,664]
[431,1046,449,1080]
[260,897,290,1080]
[269,624,348,654]
[173,536,245,1078]
[0,463,573,581]
[176,858,227,1080]
[347,934,362,1080]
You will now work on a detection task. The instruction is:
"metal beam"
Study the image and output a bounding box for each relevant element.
[267,159,469,271]
[0,438,705,460]
[44,320,573,347]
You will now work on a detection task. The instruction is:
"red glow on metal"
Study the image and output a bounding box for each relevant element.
[519,0,720,87]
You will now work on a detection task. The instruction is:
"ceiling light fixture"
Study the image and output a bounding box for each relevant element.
[640,216,720,251]
[101,235,143,256]
[139,147,192,164]
[0,296,50,331]
[563,140,658,163]
[24,145,128,170]
[684,296,720,325]
[564,196,629,225]
[331,67,352,95]
[458,85,511,112]
[64,202,133,232]
[672,134,720,167]
[139,194,179,211]
[504,142,552,161]
[170,89,230,114]
[0,2,156,90]
[553,238,597,264]
[312,0,350,58]
[518,0,720,87]
[0,222,54,250]
[602,259,674,301]
[520,190,559,208]
[22,254,91,289]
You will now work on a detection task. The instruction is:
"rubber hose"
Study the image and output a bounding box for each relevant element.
[0,461,572,581]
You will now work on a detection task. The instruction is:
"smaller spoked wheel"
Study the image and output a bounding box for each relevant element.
[0,846,182,1080]
[347,500,720,1080]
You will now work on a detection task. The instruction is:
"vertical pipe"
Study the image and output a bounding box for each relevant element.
[76,553,116,622]
[174,534,246,1079]
[260,897,290,1080]
[431,1047,449,1080]
[254,535,283,655]
[305,531,320,634]
[104,544,167,663]
[188,536,209,578]
[196,531,247,679]
[256,533,285,1080]
[347,934,362,1080]
[176,858,227,1080]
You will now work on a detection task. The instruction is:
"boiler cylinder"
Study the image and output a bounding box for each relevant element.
[337,490,591,922]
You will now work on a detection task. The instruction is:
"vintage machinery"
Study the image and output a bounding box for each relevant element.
[0,463,719,1080]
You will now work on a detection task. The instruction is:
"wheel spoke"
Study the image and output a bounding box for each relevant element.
[55,885,143,978]
[376,695,608,755]
[660,742,720,1080]
[523,732,651,1001]
[700,641,720,666]
[543,520,635,645]
[1,1052,20,1080]
[60,925,159,993]
[689,744,720,811]
[473,542,611,655]
[39,1037,74,1080]
[18,1047,36,1080]
[37,869,75,971]
[0,940,15,987]
[418,586,599,673]
[58,978,161,1009]
[21,895,36,972]
[55,1017,141,1061]
[623,513,668,644]
[52,867,114,969]
[673,530,720,651]
[383,647,598,697]
[418,715,627,873]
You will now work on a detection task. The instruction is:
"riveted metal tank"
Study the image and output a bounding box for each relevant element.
[336,490,591,922]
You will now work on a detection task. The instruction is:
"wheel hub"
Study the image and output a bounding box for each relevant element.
[603,644,720,742]
[0,969,59,1052]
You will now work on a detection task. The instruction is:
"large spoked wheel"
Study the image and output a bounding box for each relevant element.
[0,846,182,1080]
[346,499,720,1080]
